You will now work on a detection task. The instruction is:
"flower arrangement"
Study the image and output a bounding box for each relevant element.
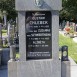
[65,27,70,32]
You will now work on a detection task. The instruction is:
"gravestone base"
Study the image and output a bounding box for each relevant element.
[61,61,70,77]
[0,52,1,66]
[8,60,61,77]
[1,48,10,65]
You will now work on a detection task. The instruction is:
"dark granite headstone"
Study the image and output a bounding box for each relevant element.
[26,11,52,60]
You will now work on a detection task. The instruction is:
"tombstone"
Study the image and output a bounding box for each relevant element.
[0,56,1,66]
[8,0,62,77]
[7,23,11,46]
[61,20,66,30]
[2,38,6,46]
[7,23,14,46]
[15,17,18,33]
[76,24,77,32]
[1,48,10,65]
[0,23,2,47]
[11,25,15,42]
[3,11,7,29]
[72,22,76,31]
[66,21,70,27]
[12,25,15,35]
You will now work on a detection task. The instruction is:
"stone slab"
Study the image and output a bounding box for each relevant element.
[8,61,17,77]
[8,0,62,77]
[18,10,60,61]
[15,0,62,11]
[1,48,10,65]
[61,61,71,77]
[8,60,61,77]
[0,68,8,77]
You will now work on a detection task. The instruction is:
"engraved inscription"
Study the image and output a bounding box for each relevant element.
[26,11,52,60]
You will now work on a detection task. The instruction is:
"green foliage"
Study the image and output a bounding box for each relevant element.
[0,0,77,21]
[3,44,8,48]
[2,29,7,37]
[0,10,3,22]
[69,26,74,33]
[2,29,7,33]
[60,0,77,21]
[0,0,17,21]
[16,53,20,59]
[59,34,77,63]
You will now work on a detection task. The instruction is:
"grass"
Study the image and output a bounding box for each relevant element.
[59,34,77,63]
[1,29,77,63]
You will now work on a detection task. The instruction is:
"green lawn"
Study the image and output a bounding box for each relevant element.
[59,34,77,63]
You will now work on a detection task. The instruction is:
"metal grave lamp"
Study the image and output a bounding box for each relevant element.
[61,45,68,61]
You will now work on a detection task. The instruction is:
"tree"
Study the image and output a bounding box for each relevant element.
[0,0,17,21]
[60,0,77,22]
[0,0,77,22]
[0,10,3,22]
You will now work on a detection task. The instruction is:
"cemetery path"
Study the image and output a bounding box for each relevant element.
[69,57,77,77]
[0,48,9,77]
[0,58,77,77]
[71,65,77,77]
[0,65,8,77]
[0,42,77,77]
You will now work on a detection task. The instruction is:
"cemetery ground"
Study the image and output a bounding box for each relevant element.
[0,33,77,77]
[59,31,77,77]
[0,28,77,77]
[59,32,77,63]
[0,30,77,77]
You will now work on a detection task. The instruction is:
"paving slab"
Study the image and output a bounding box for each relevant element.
[71,65,77,77]
[0,47,77,77]
[69,57,77,77]
[0,65,8,77]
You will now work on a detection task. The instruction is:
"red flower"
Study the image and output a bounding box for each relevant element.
[65,27,70,31]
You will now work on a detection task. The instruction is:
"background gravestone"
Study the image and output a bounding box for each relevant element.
[7,23,14,46]
[8,0,62,77]
[0,23,2,47]
[7,23,11,46]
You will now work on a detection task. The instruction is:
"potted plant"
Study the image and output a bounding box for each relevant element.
[64,26,70,35]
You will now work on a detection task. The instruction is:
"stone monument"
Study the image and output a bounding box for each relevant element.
[7,23,12,46]
[0,23,2,47]
[8,0,62,77]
